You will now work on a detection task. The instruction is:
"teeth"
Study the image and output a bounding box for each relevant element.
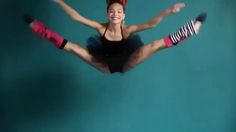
[111,17,120,20]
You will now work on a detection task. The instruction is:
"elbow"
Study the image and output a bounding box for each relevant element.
[147,21,158,29]
[148,21,163,28]
[148,24,156,28]
[70,12,81,21]
[71,14,78,21]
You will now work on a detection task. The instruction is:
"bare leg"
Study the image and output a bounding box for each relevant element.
[123,13,207,72]
[123,39,166,71]
[63,41,110,73]
[24,15,110,73]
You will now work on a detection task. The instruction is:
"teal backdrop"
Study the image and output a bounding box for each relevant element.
[1,0,235,132]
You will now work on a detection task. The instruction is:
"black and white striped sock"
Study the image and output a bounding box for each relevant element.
[164,12,207,47]
[169,21,196,45]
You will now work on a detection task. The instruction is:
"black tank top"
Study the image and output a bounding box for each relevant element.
[101,24,126,56]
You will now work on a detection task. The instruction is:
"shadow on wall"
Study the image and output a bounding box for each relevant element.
[0,69,81,131]
[0,0,52,65]
[0,0,76,131]
[1,67,126,132]
[0,1,126,131]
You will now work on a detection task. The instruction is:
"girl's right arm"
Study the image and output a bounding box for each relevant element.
[53,0,103,30]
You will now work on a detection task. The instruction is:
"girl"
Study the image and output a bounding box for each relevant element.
[24,0,207,74]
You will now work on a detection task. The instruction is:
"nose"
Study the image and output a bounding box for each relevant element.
[112,13,117,16]
[113,11,118,16]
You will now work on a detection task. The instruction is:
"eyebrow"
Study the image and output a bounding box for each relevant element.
[109,8,123,11]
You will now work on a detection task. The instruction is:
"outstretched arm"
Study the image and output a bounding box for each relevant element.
[53,0,103,30]
[126,3,185,34]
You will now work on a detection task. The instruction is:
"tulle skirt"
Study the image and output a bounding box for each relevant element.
[86,34,144,73]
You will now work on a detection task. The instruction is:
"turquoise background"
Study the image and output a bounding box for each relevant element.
[1,0,235,132]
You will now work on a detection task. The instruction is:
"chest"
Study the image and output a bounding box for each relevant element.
[101,37,126,55]
[98,25,130,40]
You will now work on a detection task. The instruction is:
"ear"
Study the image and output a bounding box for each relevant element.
[123,14,125,21]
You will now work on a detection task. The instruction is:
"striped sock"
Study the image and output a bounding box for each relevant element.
[164,12,207,47]
[164,21,196,47]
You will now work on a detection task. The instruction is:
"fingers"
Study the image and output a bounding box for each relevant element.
[175,3,185,9]
[172,3,185,13]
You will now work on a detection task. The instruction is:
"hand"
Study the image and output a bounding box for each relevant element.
[170,3,185,13]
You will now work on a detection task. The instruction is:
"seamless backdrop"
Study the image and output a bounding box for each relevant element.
[0,0,235,132]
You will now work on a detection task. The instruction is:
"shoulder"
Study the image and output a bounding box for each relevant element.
[96,23,108,36]
[122,24,133,39]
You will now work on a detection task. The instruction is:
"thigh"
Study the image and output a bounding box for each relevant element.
[64,41,110,73]
[123,39,166,71]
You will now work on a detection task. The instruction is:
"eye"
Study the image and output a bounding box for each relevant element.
[108,10,114,14]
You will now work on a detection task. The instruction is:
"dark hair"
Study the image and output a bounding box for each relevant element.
[106,0,127,13]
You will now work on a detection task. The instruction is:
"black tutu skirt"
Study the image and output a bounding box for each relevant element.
[86,34,144,73]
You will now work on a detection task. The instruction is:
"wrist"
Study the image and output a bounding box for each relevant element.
[160,9,171,17]
[164,8,172,15]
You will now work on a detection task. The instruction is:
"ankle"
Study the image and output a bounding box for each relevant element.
[194,21,202,34]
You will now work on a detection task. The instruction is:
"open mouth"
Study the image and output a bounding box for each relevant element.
[111,16,121,20]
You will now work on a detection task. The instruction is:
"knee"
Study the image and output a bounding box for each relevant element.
[64,42,83,53]
[152,39,166,51]
[64,43,74,52]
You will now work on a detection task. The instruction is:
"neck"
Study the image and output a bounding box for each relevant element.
[108,22,122,33]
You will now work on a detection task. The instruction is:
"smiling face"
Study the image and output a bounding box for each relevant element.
[107,3,125,24]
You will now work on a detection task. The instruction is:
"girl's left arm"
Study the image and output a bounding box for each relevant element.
[126,3,185,34]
